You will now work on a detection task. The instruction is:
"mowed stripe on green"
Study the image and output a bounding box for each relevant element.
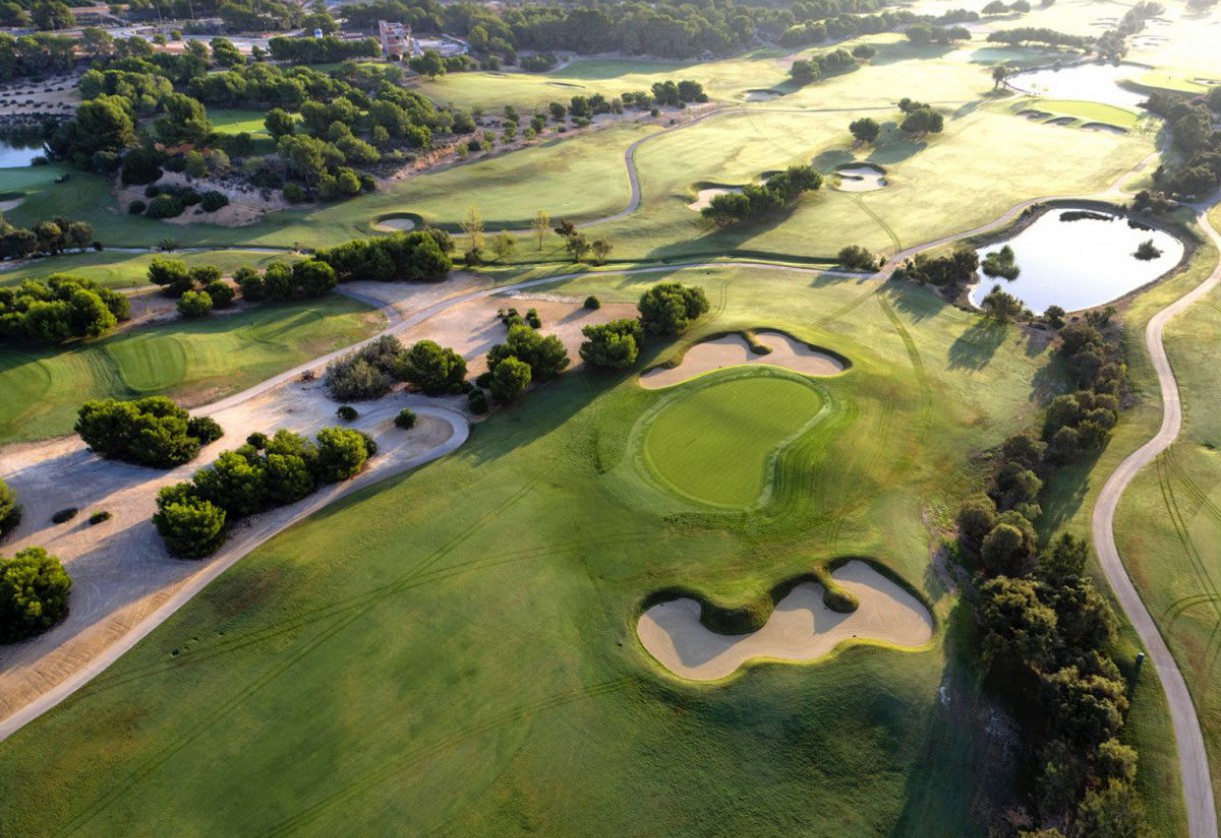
[643,375,823,506]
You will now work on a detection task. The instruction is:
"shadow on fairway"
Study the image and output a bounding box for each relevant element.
[947,319,1009,370]
[882,280,948,324]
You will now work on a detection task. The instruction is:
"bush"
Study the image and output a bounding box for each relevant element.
[324,335,404,401]
[177,290,213,319]
[584,295,601,310]
[145,193,186,219]
[0,478,21,536]
[235,267,265,301]
[580,319,643,370]
[200,190,230,212]
[313,426,372,482]
[638,282,710,336]
[76,396,221,468]
[283,183,307,203]
[487,324,570,381]
[128,200,147,215]
[204,280,235,308]
[89,510,112,525]
[337,405,358,421]
[489,356,531,401]
[51,508,78,524]
[187,415,225,445]
[394,408,417,429]
[0,547,72,642]
[468,388,489,414]
[398,340,467,395]
[838,245,877,271]
[153,490,227,558]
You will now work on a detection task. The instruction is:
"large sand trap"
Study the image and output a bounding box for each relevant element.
[832,164,887,192]
[744,89,783,101]
[687,187,742,211]
[638,561,933,681]
[640,330,845,389]
[373,216,417,232]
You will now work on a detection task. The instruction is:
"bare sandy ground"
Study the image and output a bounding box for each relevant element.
[640,330,845,389]
[372,217,417,232]
[116,171,293,228]
[0,74,79,115]
[833,164,887,193]
[637,560,933,681]
[686,187,741,212]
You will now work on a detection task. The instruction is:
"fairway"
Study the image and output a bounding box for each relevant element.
[642,373,824,507]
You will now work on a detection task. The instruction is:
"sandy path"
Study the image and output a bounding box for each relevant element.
[1091,194,1221,838]
[637,561,933,681]
[640,330,845,389]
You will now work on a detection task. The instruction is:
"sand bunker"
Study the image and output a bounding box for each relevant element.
[832,164,887,192]
[1083,122,1128,134]
[0,198,22,212]
[640,330,845,389]
[744,89,783,101]
[687,187,742,211]
[638,561,933,681]
[373,216,417,232]
[1047,116,1076,126]
[1018,109,1052,120]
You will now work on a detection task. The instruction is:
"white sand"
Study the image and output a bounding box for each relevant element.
[0,198,23,212]
[373,217,417,232]
[687,187,742,212]
[832,164,887,193]
[637,561,934,681]
[640,330,845,389]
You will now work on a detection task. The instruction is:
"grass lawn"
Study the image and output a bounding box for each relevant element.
[0,296,384,444]
[1025,98,1143,130]
[0,265,1068,835]
[0,248,298,289]
[640,372,826,507]
[207,108,282,135]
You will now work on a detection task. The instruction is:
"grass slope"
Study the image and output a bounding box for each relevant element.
[0,267,1060,835]
[0,296,383,444]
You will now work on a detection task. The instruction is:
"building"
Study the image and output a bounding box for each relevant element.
[377,20,416,59]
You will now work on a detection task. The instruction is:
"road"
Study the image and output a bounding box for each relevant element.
[1091,198,1221,838]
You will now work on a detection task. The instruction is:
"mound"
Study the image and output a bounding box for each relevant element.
[637,560,933,681]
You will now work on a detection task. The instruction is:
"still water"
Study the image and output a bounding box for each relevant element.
[1007,62,1147,110]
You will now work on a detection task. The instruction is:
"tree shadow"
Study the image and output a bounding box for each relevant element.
[947,318,1009,371]
[867,41,959,67]
[813,148,855,171]
[867,132,927,165]
[883,279,948,324]
[1037,456,1100,538]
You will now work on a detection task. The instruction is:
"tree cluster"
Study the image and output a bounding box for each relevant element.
[484,324,570,401]
[267,36,380,64]
[701,165,823,227]
[579,319,644,371]
[0,214,95,261]
[904,23,971,45]
[900,246,978,287]
[315,229,453,283]
[153,426,376,558]
[898,97,945,136]
[1143,90,1221,199]
[0,547,71,643]
[0,274,129,345]
[985,27,1090,48]
[75,396,224,468]
[324,335,406,401]
[638,282,710,336]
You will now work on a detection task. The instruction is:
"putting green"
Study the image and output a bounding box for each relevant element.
[641,374,824,507]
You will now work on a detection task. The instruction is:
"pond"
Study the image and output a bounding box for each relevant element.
[0,138,43,168]
[968,208,1185,314]
[1007,62,1146,110]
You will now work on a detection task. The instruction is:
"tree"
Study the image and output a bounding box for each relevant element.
[1038,533,1088,583]
[177,290,214,319]
[838,245,877,270]
[956,493,998,548]
[265,108,295,140]
[148,256,193,297]
[461,205,485,256]
[265,453,316,504]
[153,488,227,559]
[292,260,337,298]
[490,232,517,262]
[849,117,881,145]
[565,233,591,263]
[398,340,468,395]
[155,94,213,146]
[0,547,72,642]
[313,426,371,482]
[591,238,613,265]
[981,521,1033,576]
[490,355,531,401]
[0,477,21,536]
[981,285,1023,321]
[193,450,268,517]
[31,0,73,30]
[488,324,570,380]
[75,397,217,468]
[531,209,550,251]
[790,59,819,86]
[900,106,945,136]
[638,283,710,336]
[580,319,643,370]
[1076,779,1148,837]
[410,49,446,80]
[992,64,1010,89]
[978,575,1057,669]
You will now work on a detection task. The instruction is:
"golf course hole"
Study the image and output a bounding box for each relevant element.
[832,163,888,193]
[687,186,743,212]
[372,213,422,232]
[639,374,826,508]
[637,560,934,681]
[641,330,847,389]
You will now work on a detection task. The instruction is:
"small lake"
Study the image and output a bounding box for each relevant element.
[1007,62,1147,110]
[968,209,1184,314]
[0,138,42,168]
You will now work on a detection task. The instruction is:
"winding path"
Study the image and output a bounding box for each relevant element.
[1091,199,1221,838]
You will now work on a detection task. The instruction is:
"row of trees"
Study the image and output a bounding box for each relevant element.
[701,166,823,227]
[985,27,1090,49]
[266,36,380,65]
[75,396,224,468]
[789,46,868,86]
[899,246,979,287]
[316,229,453,283]
[153,426,376,558]
[0,274,129,345]
[0,215,95,261]
[956,317,1142,832]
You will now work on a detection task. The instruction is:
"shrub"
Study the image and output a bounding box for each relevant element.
[177,290,213,319]
[153,489,227,558]
[337,405,358,421]
[638,282,710,335]
[0,547,72,642]
[187,415,224,445]
[313,426,372,482]
[584,295,601,310]
[236,267,265,302]
[394,408,417,429]
[0,478,21,536]
[324,336,404,401]
[51,508,78,524]
[468,388,489,414]
[487,324,570,381]
[580,319,643,370]
[838,245,877,271]
[489,356,531,401]
[128,200,147,215]
[76,396,220,468]
[89,510,112,525]
[200,190,229,212]
[145,193,186,219]
[283,183,307,203]
[205,280,235,308]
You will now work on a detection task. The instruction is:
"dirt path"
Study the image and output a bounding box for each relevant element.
[1090,196,1221,838]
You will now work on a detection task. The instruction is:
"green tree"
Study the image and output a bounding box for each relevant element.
[488,324,570,380]
[313,427,372,482]
[531,209,550,251]
[265,108,295,140]
[31,0,73,30]
[192,450,268,517]
[978,575,1057,669]
[411,50,446,80]
[177,290,213,319]
[0,477,21,536]
[900,107,944,136]
[489,355,531,401]
[638,282,710,336]
[490,231,517,262]
[153,488,227,558]
[0,547,72,642]
[398,340,468,395]
[155,93,213,145]
[992,64,1010,88]
[579,319,643,370]
[956,493,998,548]
[790,59,819,85]
[292,260,337,297]
[849,117,881,144]
[147,256,193,296]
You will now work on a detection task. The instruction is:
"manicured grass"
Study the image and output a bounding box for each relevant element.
[641,372,825,507]
[0,266,1064,835]
[0,296,384,444]
[208,108,284,135]
[0,249,298,289]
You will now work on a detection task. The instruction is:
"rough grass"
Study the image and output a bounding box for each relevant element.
[0,249,298,289]
[0,267,1064,836]
[0,296,384,443]
[640,372,825,507]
